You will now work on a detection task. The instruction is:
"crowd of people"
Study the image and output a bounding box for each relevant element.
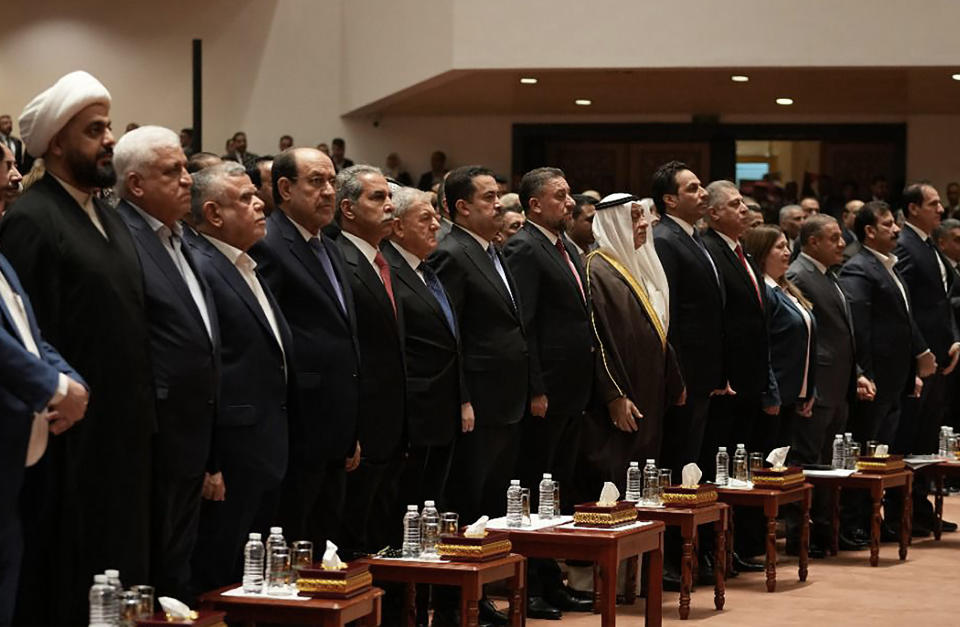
[1,70,959,627]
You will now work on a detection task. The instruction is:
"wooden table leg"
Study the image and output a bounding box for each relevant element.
[646,536,663,627]
[829,486,841,556]
[355,594,382,626]
[765,515,777,592]
[680,524,693,619]
[900,476,912,561]
[404,582,416,627]
[713,515,726,611]
[799,488,810,582]
[461,573,480,627]
[600,549,618,627]
[869,484,882,567]
[592,563,601,613]
[726,509,735,579]
[934,471,945,541]
[624,556,639,605]
[690,531,699,590]
[508,559,525,627]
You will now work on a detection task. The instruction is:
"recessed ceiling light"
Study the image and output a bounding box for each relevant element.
[776,97,794,105]
[520,77,538,84]
[731,75,749,83]
[575,99,592,106]
[952,73,960,81]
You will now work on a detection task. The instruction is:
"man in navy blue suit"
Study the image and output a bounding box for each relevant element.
[186,162,296,591]
[113,126,220,602]
[0,242,87,624]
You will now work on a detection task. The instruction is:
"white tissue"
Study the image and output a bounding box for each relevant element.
[875,444,889,457]
[681,463,702,488]
[598,482,620,506]
[322,540,345,570]
[159,596,195,620]
[766,446,790,469]
[464,515,489,538]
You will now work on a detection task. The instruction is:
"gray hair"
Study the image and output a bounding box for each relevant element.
[779,204,803,223]
[934,217,960,242]
[190,161,246,224]
[113,125,182,198]
[500,192,521,213]
[705,180,738,213]
[391,186,431,219]
[798,214,838,250]
[335,164,383,221]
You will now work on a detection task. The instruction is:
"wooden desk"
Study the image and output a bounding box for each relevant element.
[357,553,525,627]
[804,470,912,565]
[715,483,811,592]
[504,520,664,627]
[916,461,959,540]
[635,502,728,619]
[198,585,383,626]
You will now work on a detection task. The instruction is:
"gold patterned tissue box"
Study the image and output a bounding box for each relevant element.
[573,501,639,527]
[856,454,905,474]
[751,466,805,490]
[295,562,372,599]
[662,484,718,507]
[437,531,511,562]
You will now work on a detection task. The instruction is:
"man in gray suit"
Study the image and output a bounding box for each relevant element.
[788,214,876,552]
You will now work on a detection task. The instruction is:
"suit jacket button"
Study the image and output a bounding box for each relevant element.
[590,346,596,353]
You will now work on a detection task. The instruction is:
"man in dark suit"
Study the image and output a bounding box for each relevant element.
[893,182,960,533]
[652,162,726,478]
[187,162,295,592]
[333,165,406,557]
[250,147,361,550]
[113,126,219,602]
[417,150,448,191]
[502,168,595,616]
[0,114,27,172]
[788,214,875,551]
[0,249,88,625]
[1,71,157,624]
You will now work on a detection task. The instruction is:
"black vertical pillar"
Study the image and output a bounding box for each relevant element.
[192,39,202,153]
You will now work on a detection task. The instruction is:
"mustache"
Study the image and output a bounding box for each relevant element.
[96,148,113,159]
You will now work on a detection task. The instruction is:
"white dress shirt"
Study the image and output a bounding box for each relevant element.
[50,173,107,239]
[394,242,426,284]
[864,245,911,312]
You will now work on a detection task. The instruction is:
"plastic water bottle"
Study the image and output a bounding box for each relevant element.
[733,444,748,482]
[421,500,440,558]
[843,433,853,469]
[625,461,642,501]
[243,532,265,593]
[89,573,117,627]
[402,505,422,557]
[104,569,122,594]
[506,479,523,527]
[264,526,287,588]
[715,447,729,486]
[642,459,659,505]
[538,473,556,519]
[831,434,845,469]
[940,426,953,458]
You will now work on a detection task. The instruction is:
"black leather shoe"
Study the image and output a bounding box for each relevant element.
[849,528,870,544]
[786,542,826,558]
[478,597,508,625]
[941,519,958,532]
[527,596,562,620]
[567,587,594,601]
[880,524,900,543]
[545,587,594,613]
[732,552,765,572]
[912,523,932,538]
[662,572,682,592]
[837,533,869,551]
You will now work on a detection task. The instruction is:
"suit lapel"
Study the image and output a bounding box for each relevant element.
[707,229,760,312]
[339,236,395,325]
[452,226,517,315]
[384,242,454,338]
[525,224,586,307]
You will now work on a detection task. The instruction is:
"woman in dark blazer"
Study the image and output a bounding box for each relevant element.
[743,226,817,453]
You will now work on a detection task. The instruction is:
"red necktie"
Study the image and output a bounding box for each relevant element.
[373,251,397,317]
[735,243,763,308]
[555,238,585,301]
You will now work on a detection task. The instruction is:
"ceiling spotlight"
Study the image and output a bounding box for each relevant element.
[731,75,749,82]
[952,74,960,81]
[776,97,794,105]
[575,99,592,106]
[520,77,538,84]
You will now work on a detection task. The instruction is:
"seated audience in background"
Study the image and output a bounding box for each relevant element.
[495,174,509,196]
[800,195,821,217]
[316,142,330,156]
[384,152,412,186]
[779,204,805,254]
[870,175,890,202]
[567,194,598,256]
[224,132,259,169]
[417,150,448,191]
[253,156,275,216]
[187,152,223,174]
[0,143,22,215]
[496,192,524,246]
[278,134,293,151]
[935,218,960,273]
[329,137,354,172]
[179,128,194,157]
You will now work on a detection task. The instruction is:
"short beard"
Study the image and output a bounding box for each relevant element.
[65,147,116,189]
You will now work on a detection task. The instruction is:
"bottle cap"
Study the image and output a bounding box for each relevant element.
[844,432,852,437]
[249,532,261,540]
[94,574,108,584]
[630,461,639,467]
[542,473,552,479]
[270,526,283,534]
[510,479,520,485]
[646,458,655,463]
[718,446,727,452]
[104,569,119,578]
[736,443,745,448]
[836,434,843,438]
[408,504,418,511]
[424,500,435,507]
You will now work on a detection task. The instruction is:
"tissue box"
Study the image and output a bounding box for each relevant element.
[661,484,718,508]
[137,611,226,626]
[295,562,373,599]
[573,501,638,527]
[437,531,511,562]
[751,466,805,490]
[856,454,905,474]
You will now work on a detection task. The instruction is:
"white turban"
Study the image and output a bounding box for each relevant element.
[593,192,670,330]
[19,71,112,157]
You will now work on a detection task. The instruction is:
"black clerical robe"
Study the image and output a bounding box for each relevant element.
[579,250,684,494]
